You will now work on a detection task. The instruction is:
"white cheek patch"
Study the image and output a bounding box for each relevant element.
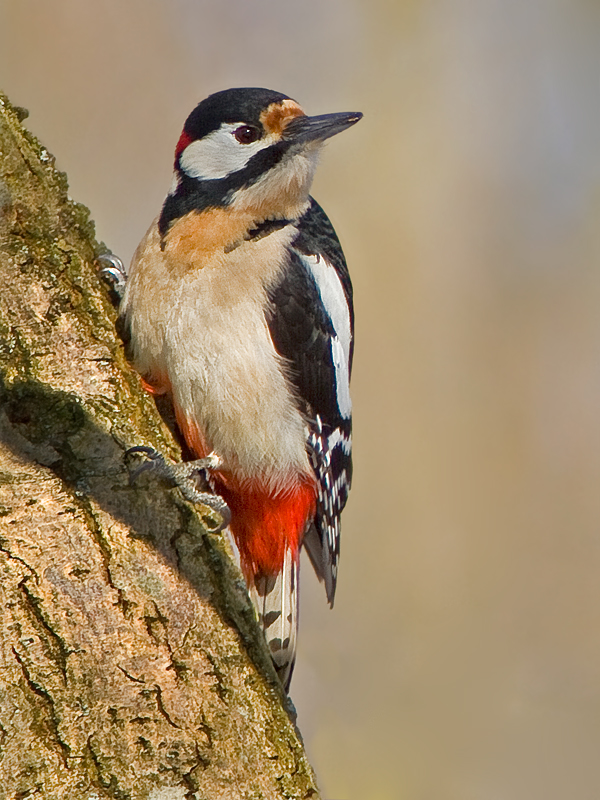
[179,123,273,180]
[302,253,353,419]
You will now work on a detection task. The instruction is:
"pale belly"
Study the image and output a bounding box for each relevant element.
[123,218,312,490]
[128,278,310,489]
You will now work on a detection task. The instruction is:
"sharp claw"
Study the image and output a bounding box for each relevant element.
[126,445,162,460]
[97,253,127,299]
[125,446,166,484]
[97,253,125,272]
[199,501,231,534]
[98,253,123,267]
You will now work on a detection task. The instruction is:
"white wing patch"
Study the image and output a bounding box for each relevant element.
[302,253,352,419]
[179,123,273,181]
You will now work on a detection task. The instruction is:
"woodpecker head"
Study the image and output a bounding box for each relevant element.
[159,88,362,239]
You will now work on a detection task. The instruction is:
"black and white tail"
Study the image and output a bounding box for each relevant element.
[249,548,298,690]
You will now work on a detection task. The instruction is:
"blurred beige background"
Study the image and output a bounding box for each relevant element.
[2,1,600,798]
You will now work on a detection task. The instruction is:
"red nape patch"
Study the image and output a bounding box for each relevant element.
[220,480,317,577]
[174,130,193,165]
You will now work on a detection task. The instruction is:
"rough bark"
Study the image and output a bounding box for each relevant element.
[0,92,320,800]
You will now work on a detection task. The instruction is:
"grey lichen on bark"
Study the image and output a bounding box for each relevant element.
[0,92,320,800]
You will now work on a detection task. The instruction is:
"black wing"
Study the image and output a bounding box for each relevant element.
[266,198,354,605]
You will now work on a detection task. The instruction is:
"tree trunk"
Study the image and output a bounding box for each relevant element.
[0,92,320,800]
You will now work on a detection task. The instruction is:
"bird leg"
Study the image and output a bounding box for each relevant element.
[126,445,231,531]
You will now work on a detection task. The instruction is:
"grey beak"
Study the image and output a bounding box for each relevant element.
[283,111,363,144]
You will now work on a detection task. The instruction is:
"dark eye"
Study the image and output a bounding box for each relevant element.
[233,125,260,144]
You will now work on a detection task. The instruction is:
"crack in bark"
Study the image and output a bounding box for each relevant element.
[0,538,37,581]
[205,651,229,703]
[146,685,179,729]
[143,600,188,680]
[13,783,44,800]
[72,492,136,619]
[12,646,70,768]
[18,577,70,683]
[168,522,185,575]
[142,600,169,646]
[86,735,131,799]
[182,742,211,799]
[117,665,145,684]
[196,714,214,749]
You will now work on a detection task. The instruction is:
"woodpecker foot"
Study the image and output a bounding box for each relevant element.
[97,253,127,300]
[126,445,231,531]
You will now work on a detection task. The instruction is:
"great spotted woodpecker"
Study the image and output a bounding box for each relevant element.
[107,88,361,688]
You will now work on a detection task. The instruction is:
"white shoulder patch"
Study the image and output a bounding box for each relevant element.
[302,253,352,419]
[179,123,272,181]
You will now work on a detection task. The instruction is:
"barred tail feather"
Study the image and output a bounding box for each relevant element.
[249,548,299,690]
